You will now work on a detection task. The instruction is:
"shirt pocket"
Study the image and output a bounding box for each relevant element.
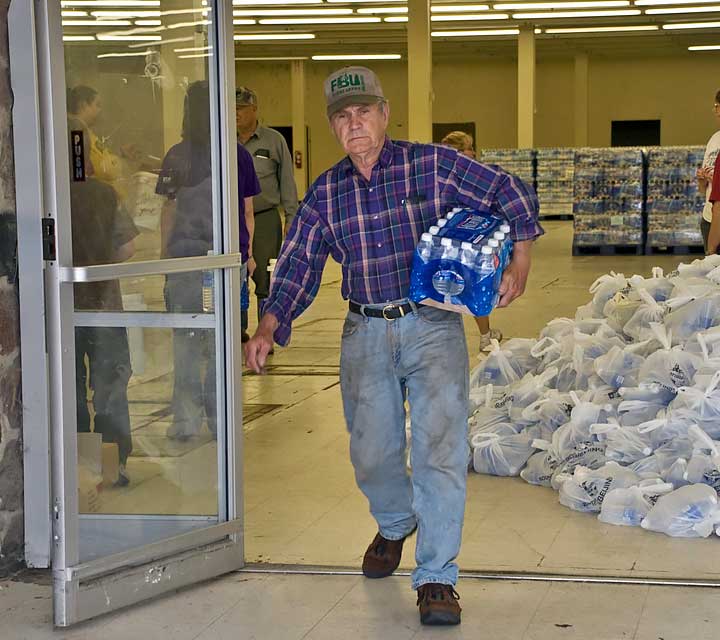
[252,155,277,181]
[401,193,441,231]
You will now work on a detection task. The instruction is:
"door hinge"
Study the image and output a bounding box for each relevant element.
[42,218,56,261]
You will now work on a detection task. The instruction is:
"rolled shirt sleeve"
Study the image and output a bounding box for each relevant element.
[710,152,720,203]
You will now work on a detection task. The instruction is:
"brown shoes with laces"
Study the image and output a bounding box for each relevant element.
[416,583,462,626]
[361,529,415,579]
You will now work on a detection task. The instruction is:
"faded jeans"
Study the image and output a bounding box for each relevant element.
[339,302,470,589]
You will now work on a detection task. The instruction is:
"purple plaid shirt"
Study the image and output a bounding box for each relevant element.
[264,138,543,346]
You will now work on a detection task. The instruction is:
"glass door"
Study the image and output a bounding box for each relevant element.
[10,0,244,627]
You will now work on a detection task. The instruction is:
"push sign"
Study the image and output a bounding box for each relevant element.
[70,130,86,182]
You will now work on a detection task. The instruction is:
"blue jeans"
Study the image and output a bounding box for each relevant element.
[339,302,470,589]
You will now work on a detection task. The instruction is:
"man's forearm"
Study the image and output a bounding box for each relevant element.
[244,197,255,253]
[511,239,533,263]
[257,311,279,336]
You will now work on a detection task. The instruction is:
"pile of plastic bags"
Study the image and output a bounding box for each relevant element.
[468,255,720,539]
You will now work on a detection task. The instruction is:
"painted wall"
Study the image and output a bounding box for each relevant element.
[236,53,720,193]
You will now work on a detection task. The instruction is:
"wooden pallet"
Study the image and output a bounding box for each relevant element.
[572,244,644,256]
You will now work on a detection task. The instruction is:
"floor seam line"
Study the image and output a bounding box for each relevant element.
[298,578,359,639]
[630,584,651,640]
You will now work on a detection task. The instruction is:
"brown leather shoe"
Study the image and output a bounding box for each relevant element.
[362,529,415,579]
[417,583,462,626]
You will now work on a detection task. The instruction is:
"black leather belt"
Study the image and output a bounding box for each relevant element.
[349,300,418,320]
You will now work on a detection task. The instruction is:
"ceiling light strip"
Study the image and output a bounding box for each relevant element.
[234,32,316,39]
[689,43,720,47]
[312,53,401,59]
[258,16,382,23]
[512,8,640,17]
[431,28,520,35]
[236,56,310,60]
[647,6,720,13]
[431,13,510,20]
[234,8,353,15]
[432,4,490,10]
[495,1,629,7]
[357,6,409,12]
[546,24,659,31]
[662,20,720,27]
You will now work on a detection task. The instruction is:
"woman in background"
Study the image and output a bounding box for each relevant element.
[441,131,503,351]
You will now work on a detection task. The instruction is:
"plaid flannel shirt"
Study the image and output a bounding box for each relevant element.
[263,138,543,346]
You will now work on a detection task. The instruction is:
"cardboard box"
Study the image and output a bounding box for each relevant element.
[78,465,102,513]
[77,432,102,477]
[101,443,119,488]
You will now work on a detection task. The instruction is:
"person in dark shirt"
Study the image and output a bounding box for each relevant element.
[70,137,138,486]
[157,80,260,440]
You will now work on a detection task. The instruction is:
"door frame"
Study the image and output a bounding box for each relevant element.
[10,0,246,627]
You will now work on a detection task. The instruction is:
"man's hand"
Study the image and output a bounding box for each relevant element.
[247,256,257,278]
[244,313,279,374]
[497,240,532,308]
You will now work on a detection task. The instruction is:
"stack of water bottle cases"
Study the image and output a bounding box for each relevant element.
[573,148,645,249]
[646,146,705,250]
[468,254,720,539]
[478,148,535,188]
[536,148,575,219]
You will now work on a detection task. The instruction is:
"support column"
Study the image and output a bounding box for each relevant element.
[408,0,432,142]
[517,26,535,149]
[290,60,307,197]
[574,52,589,148]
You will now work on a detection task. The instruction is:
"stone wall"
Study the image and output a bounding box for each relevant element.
[0,0,24,576]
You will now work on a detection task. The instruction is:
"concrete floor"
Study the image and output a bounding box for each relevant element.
[80,220,720,580]
[3,571,720,639]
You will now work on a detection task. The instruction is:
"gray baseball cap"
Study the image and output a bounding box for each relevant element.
[324,66,385,118]
[235,86,257,107]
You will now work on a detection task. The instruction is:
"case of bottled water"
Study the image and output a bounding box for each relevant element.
[408,207,513,316]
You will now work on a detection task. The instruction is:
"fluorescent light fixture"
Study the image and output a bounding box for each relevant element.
[431,28,520,35]
[384,16,409,20]
[234,19,257,24]
[235,8,353,14]
[96,33,162,40]
[62,1,159,5]
[233,0,322,4]
[431,13,510,19]
[512,9,640,17]
[689,43,720,47]
[432,4,490,10]
[546,24,659,31]
[135,19,162,25]
[356,6,409,12]
[663,20,720,27]
[327,0,406,3]
[495,1,628,7]
[92,10,160,17]
[636,0,720,4]
[647,5,720,13]
[236,56,310,60]
[174,46,212,52]
[179,53,212,59]
[63,35,95,41]
[312,53,401,59]
[61,10,88,17]
[259,16,382,23]
[63,20,132,25]
[97,50,151,58]
[234,32,316,39]
[128,35,193,47]
[166,20,210,29]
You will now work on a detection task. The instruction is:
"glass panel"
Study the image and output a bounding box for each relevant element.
[75,322,219,561]
[73,272,219,313]
[62,1,218,265]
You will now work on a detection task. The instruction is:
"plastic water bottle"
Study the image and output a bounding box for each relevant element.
[429,225,440,235]
[202,270,214,313]
[417,233,434,261]
[437,218,448,229]
[500,223,511,234]
[478,245,495,276]
[460,241,476,266]
[487,238,500,250]
[440,237,459,260]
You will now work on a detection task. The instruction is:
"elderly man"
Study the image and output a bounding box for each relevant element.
[245,67,542,626]
[236,87,299,341]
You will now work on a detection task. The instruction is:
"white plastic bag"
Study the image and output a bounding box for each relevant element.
[471,430,536,477]
[521,391,574,431]
[501,338,540,377]
[594,345,644,389]
[520,439,560,487]
[641,484,720,538]
[623,289,668,342]
[589,272,627,316]
[598,480,674,527]
[590,421,654,465]
[558,462,640,513]
[637,324,699,395]
[508,368,559,422]
[664,294,720,346]
[472,341,523,387]
[670,372,720,437]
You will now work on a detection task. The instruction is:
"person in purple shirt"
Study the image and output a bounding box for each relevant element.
[157,80,260,440]
[245,67,543,625]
